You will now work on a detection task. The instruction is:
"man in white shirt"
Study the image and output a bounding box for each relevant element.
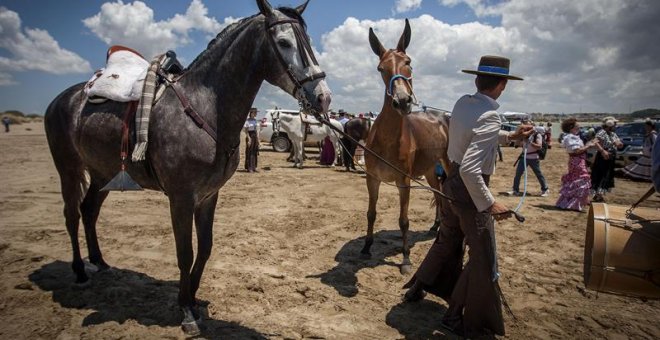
[403,55,532,338]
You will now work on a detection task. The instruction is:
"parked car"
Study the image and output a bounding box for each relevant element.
[258,109,299,152]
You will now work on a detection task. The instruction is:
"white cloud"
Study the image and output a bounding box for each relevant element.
[395,0,423,13]
[0,7,91,85]
[82,0,236,60]
[255,0,660,114]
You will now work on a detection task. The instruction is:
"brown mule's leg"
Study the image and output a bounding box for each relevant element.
[425,168,442,232]
[396,176,412,274]
[80,176,110,270]
[169,195,199,336]
[190,193,218,309]
[361,174,380,258]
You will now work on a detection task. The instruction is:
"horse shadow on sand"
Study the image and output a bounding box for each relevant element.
[29,260,267,339]
[308,229,435,298]
[386,300,462,339]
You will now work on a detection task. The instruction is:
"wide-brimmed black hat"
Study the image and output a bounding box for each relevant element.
[462,55,523,81]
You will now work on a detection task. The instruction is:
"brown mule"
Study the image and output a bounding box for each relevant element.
[361,19,451,274]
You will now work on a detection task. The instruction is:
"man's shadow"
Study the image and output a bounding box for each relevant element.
[308,230,435,297]
[386,300,457,339]
[29,261,267,339]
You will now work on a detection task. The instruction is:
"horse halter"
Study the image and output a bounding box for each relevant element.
[386,73,418,106]
[265,17,326,114]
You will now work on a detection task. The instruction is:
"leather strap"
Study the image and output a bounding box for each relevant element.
[169,81,217,142]
[121,101,139,163]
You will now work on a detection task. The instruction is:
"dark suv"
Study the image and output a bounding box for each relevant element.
[615,120,660,149]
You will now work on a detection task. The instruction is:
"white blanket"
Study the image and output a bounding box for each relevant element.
[85,49,149,102]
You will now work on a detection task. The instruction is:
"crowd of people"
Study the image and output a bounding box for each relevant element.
[554,116,657,208]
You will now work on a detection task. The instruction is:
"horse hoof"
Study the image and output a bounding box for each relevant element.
[400,264,413,275]
[359,252,372,260]
[181,320,201,337]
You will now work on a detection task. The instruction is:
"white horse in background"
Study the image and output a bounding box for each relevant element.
[275,111,343,168]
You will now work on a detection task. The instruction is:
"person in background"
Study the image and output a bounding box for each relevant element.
[591,117,623,202]
[243,108,260,173]
[621,120,657,181]
[508,125,550,197]
[2,116,10,132]
[545,122,553,149]
[338,109,356,171]
[319,136,336,166]
[403,55,532,338]
[555,118,597,211]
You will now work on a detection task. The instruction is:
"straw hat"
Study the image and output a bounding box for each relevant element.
[462,55,524,81]
[602,116,618,127]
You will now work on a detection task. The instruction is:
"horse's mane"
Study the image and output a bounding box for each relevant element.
[185,7,306,71]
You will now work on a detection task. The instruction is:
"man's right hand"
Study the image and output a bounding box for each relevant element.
[489,201,513,221]
[509,124,534,141]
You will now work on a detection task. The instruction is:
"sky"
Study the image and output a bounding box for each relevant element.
[0,0,658,115]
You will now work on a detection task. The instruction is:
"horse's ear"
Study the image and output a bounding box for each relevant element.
[295,0,310,15]
[257,0,274,18]
[369,28,386,57]
[397,18,411,52]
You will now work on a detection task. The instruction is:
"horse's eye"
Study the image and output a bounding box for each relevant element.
[377,66,384,72]
[278,39,292,49]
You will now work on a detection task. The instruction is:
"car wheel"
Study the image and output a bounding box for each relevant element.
[272,135,291,152]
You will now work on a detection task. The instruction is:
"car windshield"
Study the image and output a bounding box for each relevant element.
[615,124,646,137]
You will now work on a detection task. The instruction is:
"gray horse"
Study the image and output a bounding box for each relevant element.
[44,0,330,335]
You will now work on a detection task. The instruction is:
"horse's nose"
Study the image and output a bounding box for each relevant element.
[392,94,413,113]
[317,92,331,114]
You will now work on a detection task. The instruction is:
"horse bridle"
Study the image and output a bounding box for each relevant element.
[265,17,326,114]
[386,73,418,106]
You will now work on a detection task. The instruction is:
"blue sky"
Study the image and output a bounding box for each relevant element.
[1,0,658,115]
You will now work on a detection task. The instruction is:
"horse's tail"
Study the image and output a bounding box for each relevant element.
[44,82,91,212]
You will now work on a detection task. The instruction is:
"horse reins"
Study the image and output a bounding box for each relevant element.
[265,17,326,114]
[151,15,325,143]
[317,114,525,222]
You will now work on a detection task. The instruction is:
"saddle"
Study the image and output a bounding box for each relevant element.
[85,46,150,102]
[85,46,184,104]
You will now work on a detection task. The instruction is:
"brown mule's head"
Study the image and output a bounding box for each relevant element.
[369,19,414,115]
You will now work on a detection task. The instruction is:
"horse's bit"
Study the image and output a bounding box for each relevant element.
[265,17,326,115]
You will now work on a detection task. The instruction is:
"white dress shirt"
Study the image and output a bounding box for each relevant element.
[448,92,509,212]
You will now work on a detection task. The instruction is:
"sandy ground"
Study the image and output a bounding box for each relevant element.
[0,121,658,340]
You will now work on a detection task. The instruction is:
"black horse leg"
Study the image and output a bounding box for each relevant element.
[396,177,412,275]
[190,193,219,311]
[169,195,199,336]
[425,168,442,232]
[61,175,87,284]
[80,177,110,270]
[362,174,380,258]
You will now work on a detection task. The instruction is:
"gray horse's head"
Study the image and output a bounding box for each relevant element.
[258,0,331,115]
